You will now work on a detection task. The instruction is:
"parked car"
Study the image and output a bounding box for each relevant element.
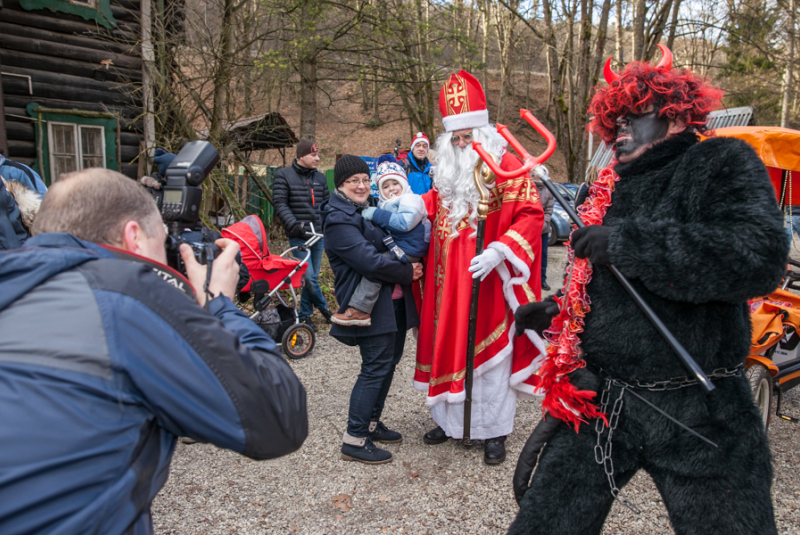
[549,183,579,243]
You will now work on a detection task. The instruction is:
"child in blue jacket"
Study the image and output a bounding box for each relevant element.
[331,161,430,326]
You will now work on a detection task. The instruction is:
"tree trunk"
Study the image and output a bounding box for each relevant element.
[209,0,235,147]
[616,0,625,64]
[299,57,317,141]
[632,0,646,60]
[782,0,796,127]
[666,0,683,50]
[481,1,490,90]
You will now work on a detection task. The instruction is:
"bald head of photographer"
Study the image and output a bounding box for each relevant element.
[0,168,308,535]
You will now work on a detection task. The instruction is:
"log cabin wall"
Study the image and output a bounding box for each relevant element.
[0,0,143,183]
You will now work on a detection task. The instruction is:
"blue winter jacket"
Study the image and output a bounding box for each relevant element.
[404,156,432,194]
[366,193,431,258]
[0,155,47,196]
[0,233,308,535]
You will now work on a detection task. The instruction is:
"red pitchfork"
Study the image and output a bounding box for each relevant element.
[472,109,557,179]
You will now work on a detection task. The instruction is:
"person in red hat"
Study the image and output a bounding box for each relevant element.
[404,132,433,194]
[413,70,546,465]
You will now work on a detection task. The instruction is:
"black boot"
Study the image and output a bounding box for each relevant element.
[423,426,449,445]
[484,436,506,465]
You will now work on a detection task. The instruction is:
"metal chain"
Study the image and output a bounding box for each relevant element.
[594,380,641,514]
[604,364,743,392]
[590,365,739,512]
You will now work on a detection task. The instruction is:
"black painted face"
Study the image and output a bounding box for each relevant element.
[613,109,669,160]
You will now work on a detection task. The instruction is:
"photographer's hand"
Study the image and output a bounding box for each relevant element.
[180,238,241,307]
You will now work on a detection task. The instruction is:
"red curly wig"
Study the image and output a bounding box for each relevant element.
[588,61,724,143]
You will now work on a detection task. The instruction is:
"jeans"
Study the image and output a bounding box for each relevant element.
[290,237,328,318]
[541,231,549,283]
[787,215,800,246]
[346,298,407,437]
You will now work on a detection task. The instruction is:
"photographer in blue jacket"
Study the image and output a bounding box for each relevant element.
[0,168,308,535]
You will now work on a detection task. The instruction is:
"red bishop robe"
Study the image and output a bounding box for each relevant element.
[414,151,547,405]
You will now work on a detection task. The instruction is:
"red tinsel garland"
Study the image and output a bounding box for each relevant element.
[538,164,621,431]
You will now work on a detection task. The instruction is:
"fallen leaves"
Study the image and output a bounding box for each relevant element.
[331,493,353,513]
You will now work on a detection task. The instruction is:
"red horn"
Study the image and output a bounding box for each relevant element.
[603,57,619,84]
[654,44,673,70]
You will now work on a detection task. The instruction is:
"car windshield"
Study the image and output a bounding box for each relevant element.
[553,183,577,208]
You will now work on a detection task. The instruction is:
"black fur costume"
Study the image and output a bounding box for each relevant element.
[509,132,788,534]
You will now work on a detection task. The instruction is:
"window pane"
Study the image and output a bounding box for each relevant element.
[55,156,77,176]
[80,127,105,169]
[50,124,78,180]
[52,124,75,155]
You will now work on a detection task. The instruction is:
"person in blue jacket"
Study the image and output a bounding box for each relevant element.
[322,155,423,464]
[0,152,47,196]
[0,168,308,535]
[404,132,433,194]
[332,159,430,326]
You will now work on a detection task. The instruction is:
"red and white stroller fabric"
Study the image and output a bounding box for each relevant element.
[221,215,307,293]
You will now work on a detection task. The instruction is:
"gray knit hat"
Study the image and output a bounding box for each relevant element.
[334,155,371,188]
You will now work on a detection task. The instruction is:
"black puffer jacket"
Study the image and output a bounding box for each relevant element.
[273,160,330,239]
[582,132,788,381]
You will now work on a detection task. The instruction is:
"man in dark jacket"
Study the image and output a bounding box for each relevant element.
[0,168,308,535]
[510,48,787,534]
[534,178,554,291]
[273,139,333,328]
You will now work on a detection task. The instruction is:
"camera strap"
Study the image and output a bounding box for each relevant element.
[100,245,196,300]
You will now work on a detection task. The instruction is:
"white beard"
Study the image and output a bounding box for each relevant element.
[433,125,507,237]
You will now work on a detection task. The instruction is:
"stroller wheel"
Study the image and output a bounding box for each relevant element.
[281,323,316,360]
[746,364,773,431]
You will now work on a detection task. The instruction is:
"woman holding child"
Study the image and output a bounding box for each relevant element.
[322,155,425,465]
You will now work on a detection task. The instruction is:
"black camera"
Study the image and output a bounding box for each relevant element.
[159,141,221,272]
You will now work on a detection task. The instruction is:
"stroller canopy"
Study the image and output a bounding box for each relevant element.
[222,215,307,293]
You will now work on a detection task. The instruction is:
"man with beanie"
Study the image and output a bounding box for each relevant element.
[403,132,433,194]
[273,139,333,329]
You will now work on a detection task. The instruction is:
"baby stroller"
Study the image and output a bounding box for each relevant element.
[221,215,320,359]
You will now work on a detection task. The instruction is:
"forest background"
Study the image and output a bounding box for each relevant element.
[143,0,800,220]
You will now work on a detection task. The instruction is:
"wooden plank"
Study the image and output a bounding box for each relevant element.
[0,48,142,83]
[3,77,139,108]
[120,131,139,145]
[6,119,34,141]
[4,94,140,118]
[120,144,139,161]
[2,64,133,93]
[109,6,139,23]
[4,106,30,119]
[0,20,140,56]
[7,139,35,158]
[114,0,141,11]
[120,163,138,178]
[0,33,142,70]
[0,0,139,38]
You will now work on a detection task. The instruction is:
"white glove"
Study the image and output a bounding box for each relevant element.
[468,248,503,281]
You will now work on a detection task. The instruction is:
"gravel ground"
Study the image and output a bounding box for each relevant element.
[152,243,800,534]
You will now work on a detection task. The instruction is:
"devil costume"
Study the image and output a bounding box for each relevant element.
[509,125,788,532]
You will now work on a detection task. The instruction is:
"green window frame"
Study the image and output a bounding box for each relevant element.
[20,0,116,29]
[27,104,120,186]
